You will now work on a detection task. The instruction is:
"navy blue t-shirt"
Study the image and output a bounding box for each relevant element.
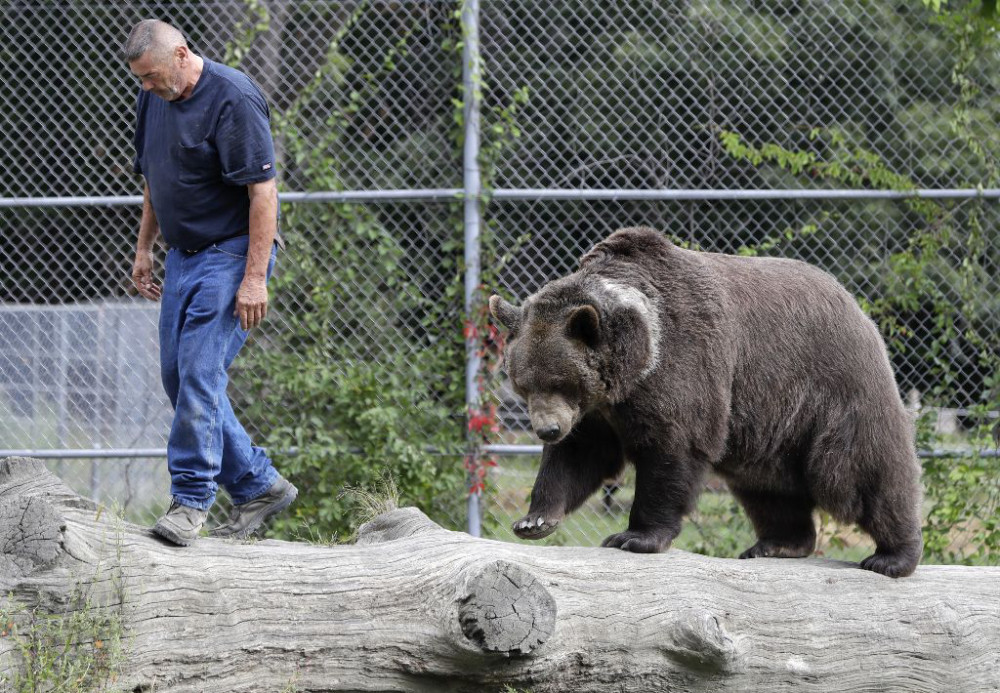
[132,59,276,251]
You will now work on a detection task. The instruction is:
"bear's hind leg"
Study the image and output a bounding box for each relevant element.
[857,489,923,579]
[827,422,923,578]
[731,487,817,559]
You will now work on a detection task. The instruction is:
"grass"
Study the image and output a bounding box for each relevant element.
[286,521,343,547]
[339,474,402,538]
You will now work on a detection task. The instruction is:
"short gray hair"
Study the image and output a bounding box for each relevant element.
[123,19,186,63]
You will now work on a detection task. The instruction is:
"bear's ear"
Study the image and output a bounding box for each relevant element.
[567,304,601,348]
[489,295,520,331]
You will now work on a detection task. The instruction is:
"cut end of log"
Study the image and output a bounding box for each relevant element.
[459,560,556,657]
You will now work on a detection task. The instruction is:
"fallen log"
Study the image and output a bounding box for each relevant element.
[1,456,998,692]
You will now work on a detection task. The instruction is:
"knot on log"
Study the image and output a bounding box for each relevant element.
[663,610,745,673]
[0,495,66,580]
[458,560,556,657]
[355,507,443,545]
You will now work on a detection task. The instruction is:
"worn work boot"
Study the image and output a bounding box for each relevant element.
[209,476,298,539]
[153,500,209,546]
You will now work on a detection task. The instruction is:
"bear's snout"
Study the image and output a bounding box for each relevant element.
[528,393,578,445]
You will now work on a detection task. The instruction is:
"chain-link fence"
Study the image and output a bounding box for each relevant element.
[2,1,998,560]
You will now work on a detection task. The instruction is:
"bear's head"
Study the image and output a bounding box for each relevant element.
[489,279,658,445]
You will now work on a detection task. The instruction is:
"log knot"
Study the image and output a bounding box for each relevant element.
[0,495,66,580]
[459,560,556,657]
[663,610,745,673]
[355,507,442,545]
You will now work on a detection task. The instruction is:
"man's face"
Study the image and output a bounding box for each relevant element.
[129,49,184,102]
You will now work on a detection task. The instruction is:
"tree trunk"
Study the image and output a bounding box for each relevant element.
[1,457,998,693]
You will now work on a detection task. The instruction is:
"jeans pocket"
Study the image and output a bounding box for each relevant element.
[210,245,248,260]
[210,235,251,260]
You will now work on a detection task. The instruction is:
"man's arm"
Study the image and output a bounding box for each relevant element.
[235,177,278,330]
[132,180,162,301]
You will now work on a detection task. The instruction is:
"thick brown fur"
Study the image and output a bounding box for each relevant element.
[491,227,923,578]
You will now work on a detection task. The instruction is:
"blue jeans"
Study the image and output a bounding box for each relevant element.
[159,235,278,510]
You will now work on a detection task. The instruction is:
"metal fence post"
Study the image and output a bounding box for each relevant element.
[462,0,483,537]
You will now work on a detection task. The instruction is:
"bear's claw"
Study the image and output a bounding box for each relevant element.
[512,514,560,540]
[739,538,815,559]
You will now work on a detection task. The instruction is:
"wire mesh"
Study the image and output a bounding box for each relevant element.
[1,1,997,558]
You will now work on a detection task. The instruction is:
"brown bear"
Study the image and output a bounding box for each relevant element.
[489,226,923,578]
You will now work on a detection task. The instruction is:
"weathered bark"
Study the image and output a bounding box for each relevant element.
[1,457,998,693]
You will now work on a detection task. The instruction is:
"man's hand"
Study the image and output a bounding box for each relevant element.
[132,250,162,301]
[235,275,268,330]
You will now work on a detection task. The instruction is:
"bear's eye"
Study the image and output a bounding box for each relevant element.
[502,355,521,389]
[529,377,578,401]
[554,383,580,401]
[504,368,526,397]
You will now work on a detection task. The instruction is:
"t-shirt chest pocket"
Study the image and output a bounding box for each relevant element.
[173,139,221,183]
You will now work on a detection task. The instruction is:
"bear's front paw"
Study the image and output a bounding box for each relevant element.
[512,514,560,540]
[601,530,672,553]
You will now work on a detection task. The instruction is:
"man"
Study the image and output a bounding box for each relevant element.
[125,19,296,545]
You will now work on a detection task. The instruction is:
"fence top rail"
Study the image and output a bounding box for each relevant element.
[490,188,1000,201]
[3,188,1000,208]
[0,190,465,208]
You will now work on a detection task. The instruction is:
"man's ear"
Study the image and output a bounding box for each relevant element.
[489,295,520,330]
[567,304,600,348]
